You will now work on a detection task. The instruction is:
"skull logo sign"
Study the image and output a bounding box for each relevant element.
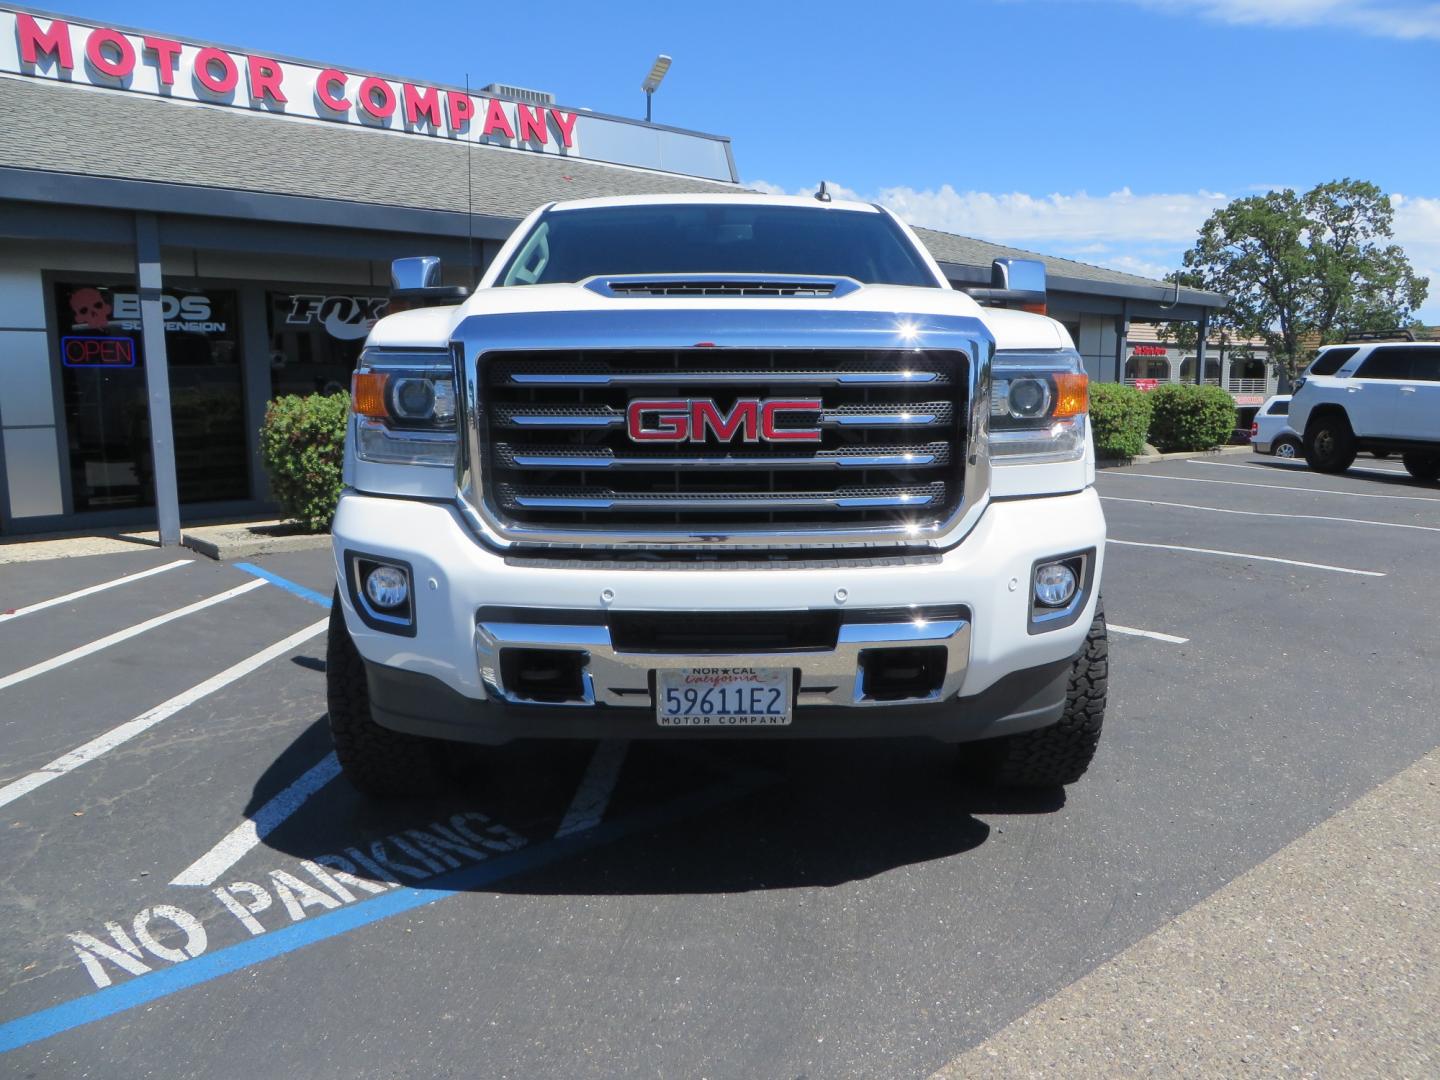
[68,287,113,330]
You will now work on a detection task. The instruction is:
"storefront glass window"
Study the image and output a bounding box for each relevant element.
[1179,356,1223,382]
[266,291,387,398]
[1125,354,1171,381]
[55,280,249,512]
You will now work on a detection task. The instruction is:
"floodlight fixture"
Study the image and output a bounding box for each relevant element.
[642,54,672,121]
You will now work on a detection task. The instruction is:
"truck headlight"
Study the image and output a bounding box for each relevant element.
[989,350,1088,464]
[351,349,458,467]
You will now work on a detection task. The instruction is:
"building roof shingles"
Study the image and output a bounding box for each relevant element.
[912,226,1198,295]
[1,75,1221,304]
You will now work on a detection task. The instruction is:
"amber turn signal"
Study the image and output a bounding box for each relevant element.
[351,372,389,419]
[1052,373,1088,418]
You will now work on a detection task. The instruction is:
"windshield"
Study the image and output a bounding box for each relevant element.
[497,204,939,288]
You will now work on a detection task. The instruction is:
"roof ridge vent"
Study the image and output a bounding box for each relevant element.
[481,83,556,106]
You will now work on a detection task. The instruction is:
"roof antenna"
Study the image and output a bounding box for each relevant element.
[465,73,476,288]
[814,181,832,203]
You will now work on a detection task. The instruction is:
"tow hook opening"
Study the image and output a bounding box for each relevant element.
[857,646,948,702]
[499,648,589,704]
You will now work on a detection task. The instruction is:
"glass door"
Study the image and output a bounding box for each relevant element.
[55,279,249,511]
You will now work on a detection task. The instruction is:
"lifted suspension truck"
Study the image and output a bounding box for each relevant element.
[327,194,1107,796]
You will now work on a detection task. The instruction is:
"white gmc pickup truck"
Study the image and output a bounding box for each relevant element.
[326,194,1108,796]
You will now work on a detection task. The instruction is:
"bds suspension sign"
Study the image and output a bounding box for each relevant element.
[0,8,584,155]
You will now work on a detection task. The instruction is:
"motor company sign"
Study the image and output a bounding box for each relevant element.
[2,8,592,156]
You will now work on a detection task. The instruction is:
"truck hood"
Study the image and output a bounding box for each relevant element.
[366,280,1073,353]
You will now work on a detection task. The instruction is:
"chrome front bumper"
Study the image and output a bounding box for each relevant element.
[474,608,972,709]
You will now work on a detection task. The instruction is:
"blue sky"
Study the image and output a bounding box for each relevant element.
[55,0,1440,319]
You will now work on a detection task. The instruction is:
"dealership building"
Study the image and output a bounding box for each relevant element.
[0,5,1226,537]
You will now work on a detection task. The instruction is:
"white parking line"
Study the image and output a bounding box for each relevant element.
[1109,624,1189,645]
[555,740,629,838]
[171,752,341,887]
[0,559,191,624]
[0,618,327,810]
[1101,496,1440,534]
[1100,470,1440,504]
[1107,538,1386,577]
[0,578,266,693]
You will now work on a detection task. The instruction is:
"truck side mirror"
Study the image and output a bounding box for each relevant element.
[961,258,1047,314]
[389,256,468,311]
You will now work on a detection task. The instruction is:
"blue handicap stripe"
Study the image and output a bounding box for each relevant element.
[233,563,332,609]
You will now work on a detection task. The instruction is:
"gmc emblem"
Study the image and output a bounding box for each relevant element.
[626,398,823,443]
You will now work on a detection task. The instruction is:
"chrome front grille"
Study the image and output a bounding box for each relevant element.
[490,401,956,428]
[492,441,953,469]
[475,348,969,535]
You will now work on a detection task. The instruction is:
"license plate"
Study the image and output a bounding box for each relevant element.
[656,667,792,727]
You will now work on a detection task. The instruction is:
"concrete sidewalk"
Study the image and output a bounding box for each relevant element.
[0,530,162,563]
[0,519,328,563]
[934,748,1440,1078]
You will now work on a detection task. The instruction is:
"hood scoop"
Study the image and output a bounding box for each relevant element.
[584,274,861,299]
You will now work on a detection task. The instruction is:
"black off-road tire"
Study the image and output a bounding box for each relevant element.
[326,597,436,797]
[965,602,1108,789]
[1401,451,1440,482]
[1303,413,1357,473]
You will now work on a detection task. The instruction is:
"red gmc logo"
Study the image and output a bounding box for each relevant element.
[626,398,823,443]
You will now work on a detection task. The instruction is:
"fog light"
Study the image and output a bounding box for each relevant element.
[1034,562,1077,607]
[364,564,409,609]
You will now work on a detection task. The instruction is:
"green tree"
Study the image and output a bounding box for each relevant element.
[1173,179,1428,375]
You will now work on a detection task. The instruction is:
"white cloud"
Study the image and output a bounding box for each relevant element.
[747,180,1226,246]
[1393,194,1440,317]
[872,185,1228,245]
[746,179,1440,321]
[1104,0,1440,41]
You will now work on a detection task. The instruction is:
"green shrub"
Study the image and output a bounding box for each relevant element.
[259,392,349,531]
[1146,383,1237,452]
[1088,382,1154,459]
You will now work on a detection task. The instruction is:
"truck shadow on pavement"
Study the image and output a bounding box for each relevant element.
[1245,457,1438,490]
[245,727,1063,896]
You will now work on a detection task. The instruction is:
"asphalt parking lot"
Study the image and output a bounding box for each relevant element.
[1,454,1437,1079]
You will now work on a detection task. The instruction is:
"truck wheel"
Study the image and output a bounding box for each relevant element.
[1402,451,1440,482]
[1303,414,1357,473]
[326,596,436,797]
[965,602,1108,788]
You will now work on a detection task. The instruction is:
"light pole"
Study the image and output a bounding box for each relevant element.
[642,54,671,122]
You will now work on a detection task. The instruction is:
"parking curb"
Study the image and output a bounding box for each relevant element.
[181,522,330,561]
[1097,444,1253,470]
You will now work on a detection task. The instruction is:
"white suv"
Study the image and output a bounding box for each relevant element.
[1289,342,1440,480]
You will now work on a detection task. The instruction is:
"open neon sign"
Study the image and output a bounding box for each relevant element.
[62,335,138,368]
